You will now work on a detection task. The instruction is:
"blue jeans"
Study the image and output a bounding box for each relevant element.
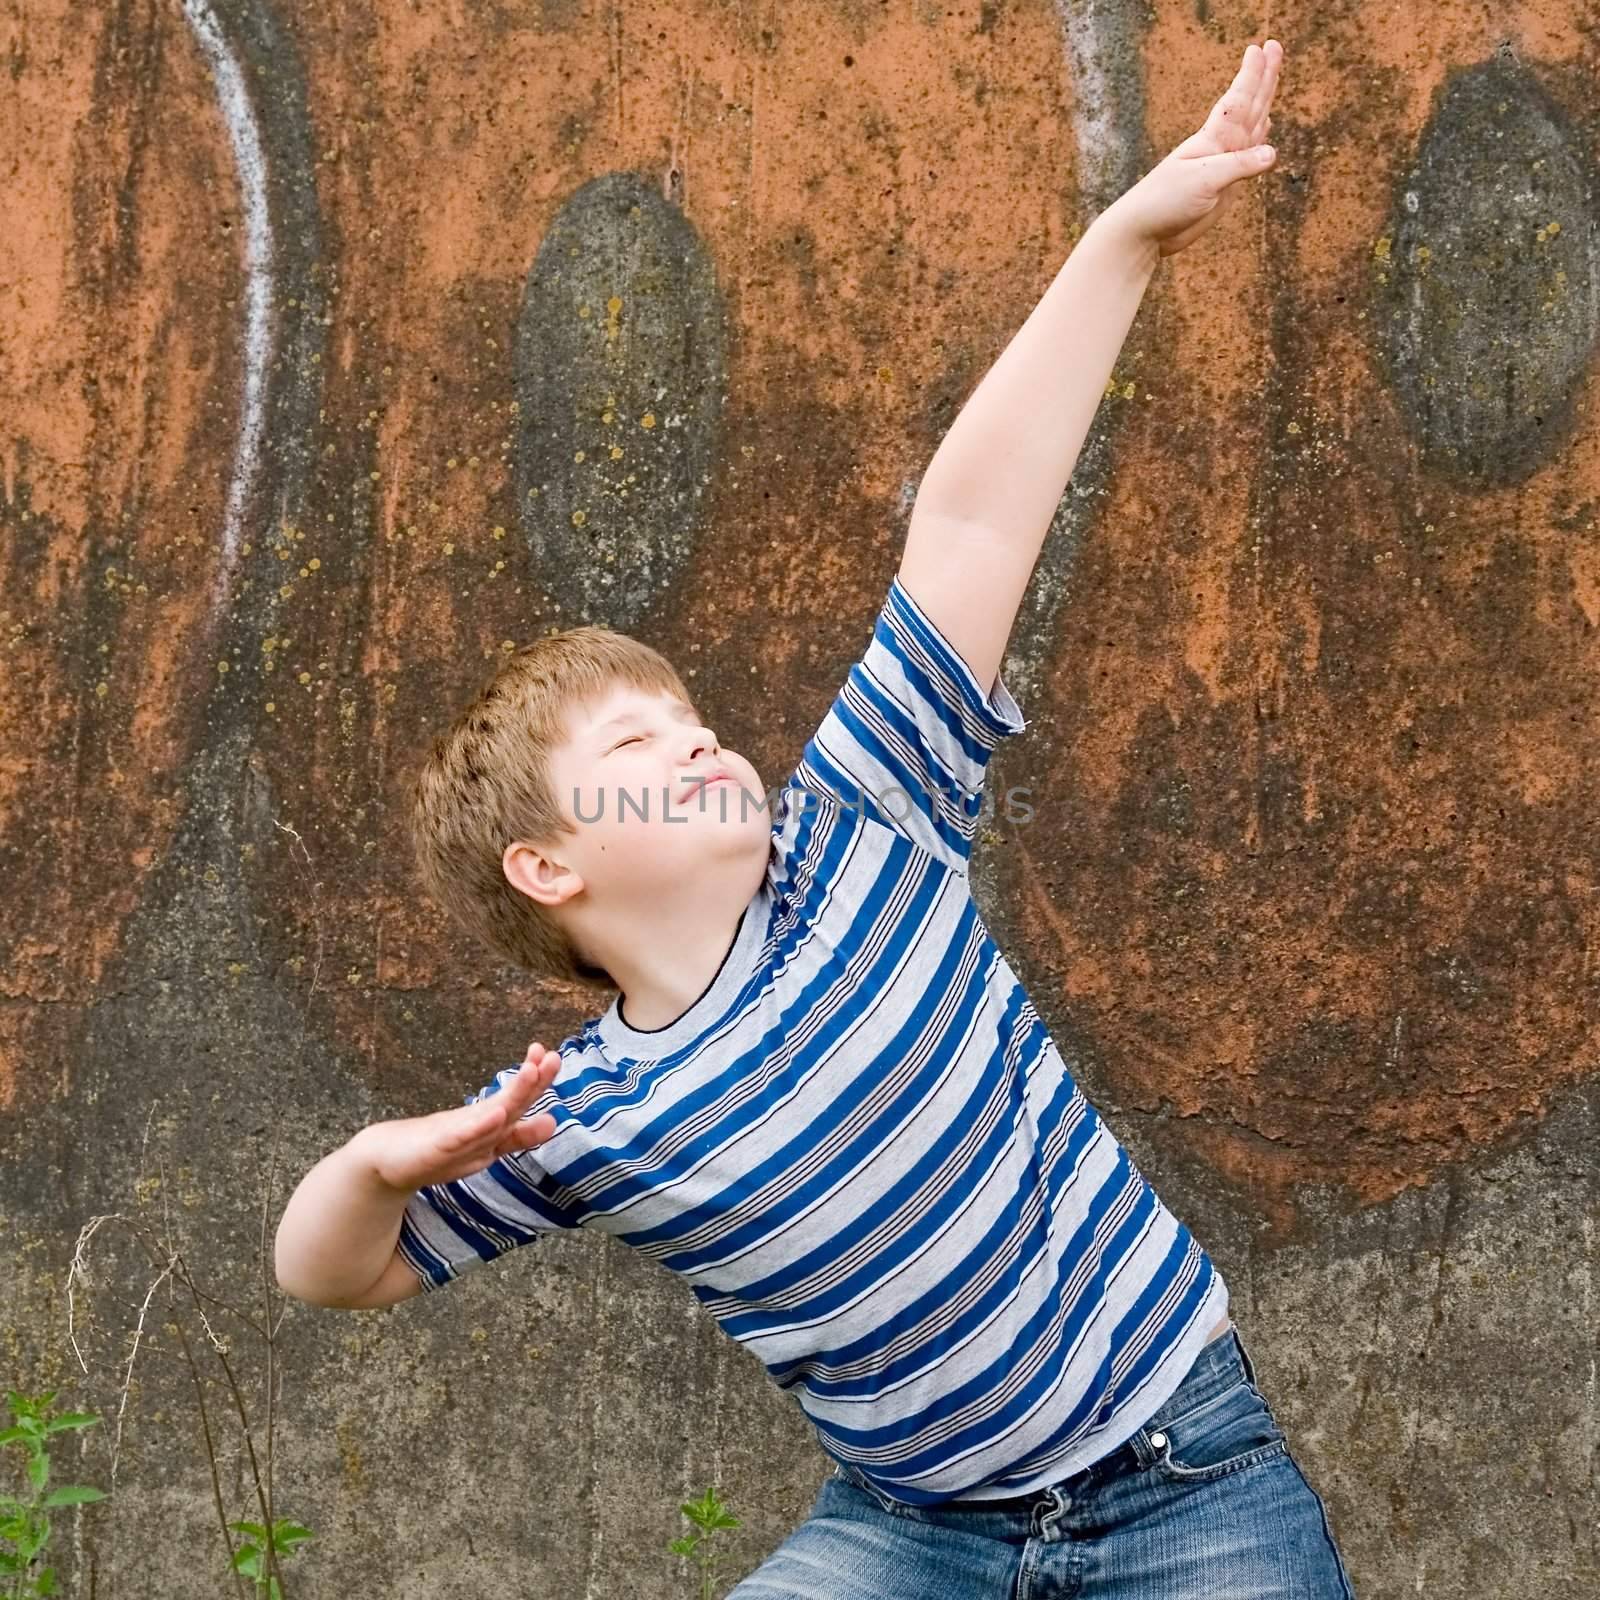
[726,1327,1357,1598]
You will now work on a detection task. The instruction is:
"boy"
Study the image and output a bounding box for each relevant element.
[277,37,1357,1597]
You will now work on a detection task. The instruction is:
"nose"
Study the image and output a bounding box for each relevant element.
[684,726,719,762]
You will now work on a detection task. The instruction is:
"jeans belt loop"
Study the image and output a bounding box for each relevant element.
[1233,1326,1261,1390]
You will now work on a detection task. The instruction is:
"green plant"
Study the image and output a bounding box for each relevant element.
[68,1118,312,1596]
[0,1392,106,1599]
[667,1485,741,1600]
[228,1519,314,1599]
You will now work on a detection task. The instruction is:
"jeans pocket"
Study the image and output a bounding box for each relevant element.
[1147,1377,1289,1484]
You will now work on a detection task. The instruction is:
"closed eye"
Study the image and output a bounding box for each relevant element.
[611,735,645,751]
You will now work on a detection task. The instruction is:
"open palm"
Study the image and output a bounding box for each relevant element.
[1108,39,1284,258]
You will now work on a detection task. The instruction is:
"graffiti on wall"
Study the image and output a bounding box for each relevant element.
[3,1,1598,1245]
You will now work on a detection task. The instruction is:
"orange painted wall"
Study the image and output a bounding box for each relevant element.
[2,3,1596,1592]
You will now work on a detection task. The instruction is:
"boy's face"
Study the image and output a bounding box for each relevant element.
[515,683,772,906]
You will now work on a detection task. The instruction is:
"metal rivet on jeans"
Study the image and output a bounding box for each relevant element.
[1149,1431,1167,1451]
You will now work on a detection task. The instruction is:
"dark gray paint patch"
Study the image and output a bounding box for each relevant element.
[515,171,727,631]
[1372,51,1600,487]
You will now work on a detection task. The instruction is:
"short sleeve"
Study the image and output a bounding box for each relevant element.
[396,1064,587,1292]
[779,574,1028,875]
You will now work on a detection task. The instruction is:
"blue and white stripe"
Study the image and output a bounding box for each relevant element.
[398,574,1228,1503]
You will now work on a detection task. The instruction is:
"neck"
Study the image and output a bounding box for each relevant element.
[582,867,763,1032]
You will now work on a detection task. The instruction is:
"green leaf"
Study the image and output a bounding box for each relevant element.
[667,1535,698,1556]
[25,1453,47,1492]
[43,1415,98,1436]
[228,1521,269,1541]
[682,1485,740,1532]
[41,1487,105,1508]
[34,1566,57,1596]
[0,1427,27,1448]
[231,1547,262,1579]
[270,1521,314,1553]
[680,1498,712,1526]
[0,1552,22,1575]
[267,1579,283,1600]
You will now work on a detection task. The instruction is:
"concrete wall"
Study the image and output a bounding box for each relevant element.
[3,1,1597,1593]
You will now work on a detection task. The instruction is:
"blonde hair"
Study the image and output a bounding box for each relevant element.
[410,624,694,986]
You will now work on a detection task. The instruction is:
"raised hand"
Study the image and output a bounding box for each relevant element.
[1102,39,1284,259]
[361,1041,564,1193]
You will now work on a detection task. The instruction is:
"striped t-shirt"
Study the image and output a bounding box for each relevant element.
[398,572,1229,1505]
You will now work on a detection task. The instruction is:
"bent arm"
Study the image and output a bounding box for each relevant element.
[274,1127,423,1309]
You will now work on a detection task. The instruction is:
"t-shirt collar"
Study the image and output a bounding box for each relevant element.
[596,885,771,1058]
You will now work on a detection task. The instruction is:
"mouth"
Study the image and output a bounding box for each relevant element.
[678,773,737,804]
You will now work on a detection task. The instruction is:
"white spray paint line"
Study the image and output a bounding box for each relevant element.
[179,0,274,615]
[980,0,1136,711]
[1055,0,1131,218]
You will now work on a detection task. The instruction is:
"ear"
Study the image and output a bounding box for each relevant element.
[503,839,584,908]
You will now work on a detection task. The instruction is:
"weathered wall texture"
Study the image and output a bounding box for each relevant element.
[3,0,1598,1594]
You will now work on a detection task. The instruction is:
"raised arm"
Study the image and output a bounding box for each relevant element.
[899,38,1284,695]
